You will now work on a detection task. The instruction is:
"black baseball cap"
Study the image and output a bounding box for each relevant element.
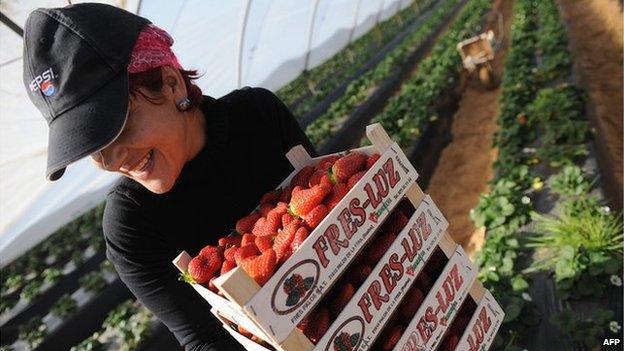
[23,3,150,181]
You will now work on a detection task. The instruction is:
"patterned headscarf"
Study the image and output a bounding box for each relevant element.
[127,24,182,73]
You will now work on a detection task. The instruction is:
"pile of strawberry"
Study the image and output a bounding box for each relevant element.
[296,199,415,344]
[437,297,477,351]
[370,248,448,350]
[181,151,381,291]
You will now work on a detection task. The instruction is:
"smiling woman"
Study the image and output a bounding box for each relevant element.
[22,3,316,351]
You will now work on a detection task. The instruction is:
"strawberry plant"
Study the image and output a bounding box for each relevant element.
[20,279,43,301]
[528,197,623,299]
[18,316,47,348]
[70,334,104,351]
[51,293,78,319]
[42,267,62,284]
[550,165,594,196]
[305,0,462,146]
[372,0,491,149]
[79,271,107,293]
[550,308,615,349]
[277,0,433,118]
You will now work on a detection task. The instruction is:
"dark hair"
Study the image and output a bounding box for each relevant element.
[128,67,203,109]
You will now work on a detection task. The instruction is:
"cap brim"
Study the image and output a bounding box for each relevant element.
[46,71,129,181]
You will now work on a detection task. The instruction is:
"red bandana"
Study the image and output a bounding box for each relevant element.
[128,24,182,73]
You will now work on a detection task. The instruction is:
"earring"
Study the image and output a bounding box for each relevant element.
[176,97,191,111]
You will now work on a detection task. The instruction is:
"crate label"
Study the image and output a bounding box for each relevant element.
[394,246,477,351]
[246,143,418,342]
[456,291,504,351]
[314,196,447,351]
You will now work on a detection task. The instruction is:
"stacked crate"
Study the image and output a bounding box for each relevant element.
[173,124,504,351]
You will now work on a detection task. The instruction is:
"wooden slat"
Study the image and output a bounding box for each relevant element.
[286,145,312,169]
[366,123,394,152]
[172,251,191,273]
[214,267,260,306]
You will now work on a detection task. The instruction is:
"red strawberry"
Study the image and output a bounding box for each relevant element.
[414,271,432,292]
[383,211,409,234]
[252,217,266,236]
[274,219,300,260]
[208,276,219,293]
[282,212,296,227]
[241,233,256,247]
[304,307,330,344]
[291,166,315,188]
[307,169,325,187]
[364,232,397,266]
[291,226,309,252]
[258,203,274,217]
[224,246,238,262]
[366,153,381,170]
[239,249,277,286]
[325,182,349,211]
[330,152,366,183]
[199,245,221,259]
[255,235,274,252]
[258,210,282,237]
[237,325,253,338]
[439,334,459,351]
[399,287,424,322]
[277,247,293,266]
[304,204,328,229]
[279,185,293,203]
[218,234,242,248]
[346,264,372,286]
[289,184,331,217]
[260,189,281,204]
[235,212,261,235]
[347,171,366,189]
[331,283,355,314]
[221,259,237,275]
[380,325,404,351]
[185,254,220,284]
[234,244,260,265]
[315,155,340,170]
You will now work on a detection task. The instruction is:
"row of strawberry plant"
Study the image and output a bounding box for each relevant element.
[304,0,461,146]
[276,0,433,117]
[471,0,622,349]
[369,0,490,149]
[1,261,118,350]
[69,300,155,351]
[1,205,105,306]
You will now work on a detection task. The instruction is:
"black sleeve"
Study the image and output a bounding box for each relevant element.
[246,87,318,158]
[103,192,245,351]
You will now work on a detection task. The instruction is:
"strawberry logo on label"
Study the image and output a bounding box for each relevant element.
[271,259,320,315]
[333,331,360,351]
[283,273,314,307]
[325,317,365,351]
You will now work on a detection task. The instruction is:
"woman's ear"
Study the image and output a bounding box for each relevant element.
[161,66,187,102]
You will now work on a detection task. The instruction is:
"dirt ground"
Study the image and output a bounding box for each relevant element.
[426,0,514,255]
[556,0,623,212]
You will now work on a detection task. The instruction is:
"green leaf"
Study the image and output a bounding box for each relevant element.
[511,276,529,292]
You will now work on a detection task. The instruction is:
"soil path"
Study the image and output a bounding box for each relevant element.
[556,0,623,212]
[425,0,514,255]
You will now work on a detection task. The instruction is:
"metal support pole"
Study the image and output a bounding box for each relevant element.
[236,0,253,88]
[303,0,321,71]
[347,0,363,44]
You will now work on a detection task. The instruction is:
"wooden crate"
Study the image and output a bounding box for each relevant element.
[173,124,504,351]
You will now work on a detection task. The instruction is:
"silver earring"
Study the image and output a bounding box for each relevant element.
[176,97,191,111]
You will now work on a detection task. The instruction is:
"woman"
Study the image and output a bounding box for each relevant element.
[23,3,316,350]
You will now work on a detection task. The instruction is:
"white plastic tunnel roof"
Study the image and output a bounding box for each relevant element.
[0,0,414,267]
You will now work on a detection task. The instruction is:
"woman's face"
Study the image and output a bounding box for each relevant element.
[91,67,200,194]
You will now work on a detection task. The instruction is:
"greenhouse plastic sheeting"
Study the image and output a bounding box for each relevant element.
[0,0,413,267]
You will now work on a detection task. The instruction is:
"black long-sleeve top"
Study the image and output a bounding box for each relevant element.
[102,87,317,350]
